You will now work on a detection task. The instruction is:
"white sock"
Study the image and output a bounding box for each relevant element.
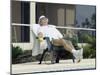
[72,49,76,54]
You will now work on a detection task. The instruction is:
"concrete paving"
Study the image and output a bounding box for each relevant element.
[12,59,96,74]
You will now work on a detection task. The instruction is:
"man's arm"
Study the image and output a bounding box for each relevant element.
[38,32,44,42]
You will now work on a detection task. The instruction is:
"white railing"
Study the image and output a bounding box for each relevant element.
[12,23,96,31]
[12,23,96,50]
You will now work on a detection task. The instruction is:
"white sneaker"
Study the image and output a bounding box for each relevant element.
[73,48,83,63]
[77,48,83,63]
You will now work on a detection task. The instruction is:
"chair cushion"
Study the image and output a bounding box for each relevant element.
[52,45,64,51]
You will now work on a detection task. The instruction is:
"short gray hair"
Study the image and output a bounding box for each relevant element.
[38,16,48,24]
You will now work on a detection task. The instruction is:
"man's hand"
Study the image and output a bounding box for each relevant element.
[38,38,44,42]
[38,32,44,42]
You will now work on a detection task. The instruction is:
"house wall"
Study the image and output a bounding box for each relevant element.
[12,1,21,42]
[45,4,75,38]
[12,1,36,50]
[12,1,76,50]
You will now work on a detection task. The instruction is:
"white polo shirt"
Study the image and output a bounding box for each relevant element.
[38,25,63,41]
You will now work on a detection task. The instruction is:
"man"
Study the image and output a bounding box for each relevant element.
[37,15,83,63]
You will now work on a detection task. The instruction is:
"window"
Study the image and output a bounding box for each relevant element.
[12,1,30,43]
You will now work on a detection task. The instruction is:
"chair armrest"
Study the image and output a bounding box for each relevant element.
[44,37,52,51]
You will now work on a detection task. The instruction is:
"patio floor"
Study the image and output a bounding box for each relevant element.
[12,59,96,74]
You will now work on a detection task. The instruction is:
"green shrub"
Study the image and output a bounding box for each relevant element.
[12,45,23,60]
[83,44,96,58]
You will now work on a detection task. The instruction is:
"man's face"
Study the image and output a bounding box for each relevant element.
[40,18,48,26]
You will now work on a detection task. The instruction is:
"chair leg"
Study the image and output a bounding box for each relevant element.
[56,56,59,63]
[72,54,75,63]
[38,49,47,64]
[55,50,75,63]
[55,51,60,63]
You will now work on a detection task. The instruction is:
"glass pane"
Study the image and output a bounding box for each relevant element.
[12,1,30,24]
[12,1,21,23]
[12,26,30,43]
[21,2,30,24]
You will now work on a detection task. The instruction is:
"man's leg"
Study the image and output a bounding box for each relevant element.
[65,40,75,50]
[52,39,74,53]
[52,38,83,63]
